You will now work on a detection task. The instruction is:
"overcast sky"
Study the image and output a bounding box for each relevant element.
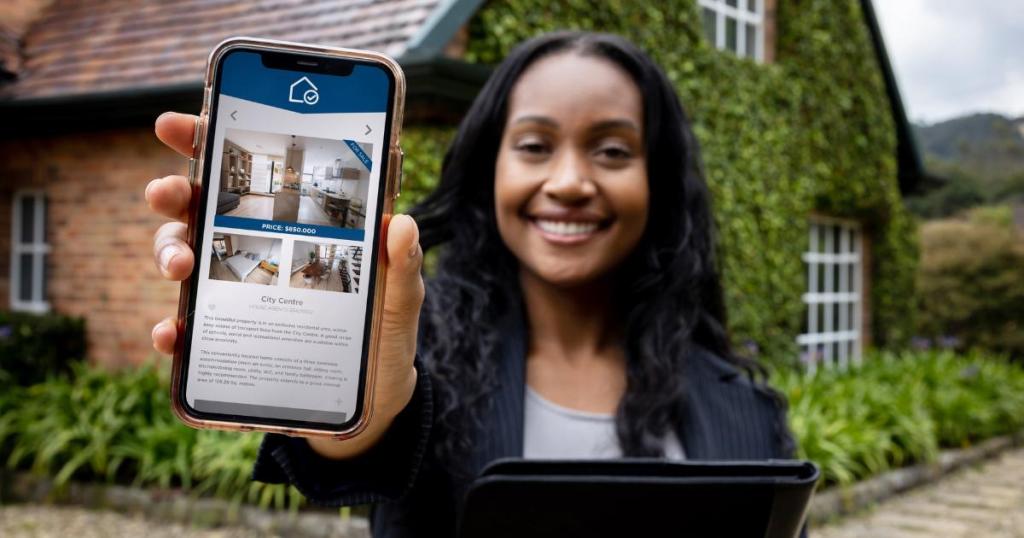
[873,0,1024,124]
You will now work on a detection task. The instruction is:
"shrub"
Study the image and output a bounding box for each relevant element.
[4,350,1023,501]
[0,311,86,386]
[775,349,1024,487]
[916,206,1024,357]
[4,346,1019,502]
[0,362,301,510]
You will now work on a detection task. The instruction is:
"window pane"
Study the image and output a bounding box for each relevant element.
[20,196,34,244]
[802,220,864,370]
[745,23,757,58]
[19,253,33,301]
[725,17,737,52]
[702,8,717,44]
[747,0,759,12]
[726,0,738,7]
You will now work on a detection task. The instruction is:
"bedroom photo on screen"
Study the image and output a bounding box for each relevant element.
[208,232,282,286]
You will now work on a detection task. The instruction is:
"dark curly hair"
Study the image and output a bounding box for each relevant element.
[410,31,777,472]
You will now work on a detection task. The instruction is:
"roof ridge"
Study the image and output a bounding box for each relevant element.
[1,0,454,101]
[24,0,433,55]
[22,7,430,70]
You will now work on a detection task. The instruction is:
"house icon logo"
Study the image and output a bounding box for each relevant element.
[289,76,319,105]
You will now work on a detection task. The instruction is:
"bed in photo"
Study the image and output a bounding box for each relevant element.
[208,232,282,285]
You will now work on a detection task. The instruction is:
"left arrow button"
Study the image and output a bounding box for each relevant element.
[230,110,238,121]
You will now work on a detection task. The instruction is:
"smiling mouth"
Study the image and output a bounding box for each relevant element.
[535,219,600,236]
[529,217,611,243]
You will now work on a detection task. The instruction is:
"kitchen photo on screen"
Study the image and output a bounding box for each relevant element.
[216,128,372,230]
[289,241,362,293]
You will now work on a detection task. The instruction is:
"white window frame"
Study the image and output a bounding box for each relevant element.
[698,0,765,62]
[10,190,50,313]
[798,217,863,373]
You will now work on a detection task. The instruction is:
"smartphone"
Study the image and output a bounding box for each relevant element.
[170,37,405,438]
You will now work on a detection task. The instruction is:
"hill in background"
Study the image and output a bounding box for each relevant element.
[909,113,1024,218]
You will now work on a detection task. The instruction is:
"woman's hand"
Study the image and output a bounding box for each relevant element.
[147,112,423,458]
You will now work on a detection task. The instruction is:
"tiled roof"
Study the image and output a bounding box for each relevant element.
[0,0,442,100]
[0,22,22,76]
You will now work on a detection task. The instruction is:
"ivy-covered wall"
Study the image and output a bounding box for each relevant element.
[397,0,917,361]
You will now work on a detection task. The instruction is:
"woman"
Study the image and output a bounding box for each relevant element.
[148,32,797,537]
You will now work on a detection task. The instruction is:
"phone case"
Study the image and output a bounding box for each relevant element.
[170,37,406,439]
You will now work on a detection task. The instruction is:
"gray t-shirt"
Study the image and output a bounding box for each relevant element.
[522,385,686,460]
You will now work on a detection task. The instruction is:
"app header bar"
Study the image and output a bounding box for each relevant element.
[220,51,390,115]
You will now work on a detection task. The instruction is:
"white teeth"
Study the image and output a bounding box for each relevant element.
[535,219,600,236]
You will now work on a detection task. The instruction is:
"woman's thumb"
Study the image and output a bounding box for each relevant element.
[381,214,424,342]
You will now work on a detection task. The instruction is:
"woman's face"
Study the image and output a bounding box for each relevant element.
[495,52,649,288]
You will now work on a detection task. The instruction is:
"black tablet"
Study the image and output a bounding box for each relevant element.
[458,459,819,538]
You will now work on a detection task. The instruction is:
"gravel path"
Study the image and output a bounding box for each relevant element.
[814,447,1024,537]
[0,504,277,538]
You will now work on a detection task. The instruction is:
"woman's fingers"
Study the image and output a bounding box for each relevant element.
[145,174,192,222]
[150,111,196,356]
[149,111,197,222]
[152,317,177,355]
[155,112,199,157]
[153,221,195,281]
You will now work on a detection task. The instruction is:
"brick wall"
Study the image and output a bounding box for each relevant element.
[0,126,187,367]
[763,0,778,64]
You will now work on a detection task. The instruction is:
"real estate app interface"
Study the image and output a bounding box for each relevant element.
[185,50,391,426]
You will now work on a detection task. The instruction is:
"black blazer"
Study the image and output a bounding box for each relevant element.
[253,306,798,537]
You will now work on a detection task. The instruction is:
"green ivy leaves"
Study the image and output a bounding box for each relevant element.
[390,0,917,360]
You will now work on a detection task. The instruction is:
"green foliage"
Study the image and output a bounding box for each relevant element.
[4,353,1021,499]
[193,430,303,511]
[915,208,1024,357]
[775,350,1024,487]
[394,126,454,215]
[0,362,301,510]
[394,0,920,357]
[905,133,1024,217]
[905,167,988,219]
[994,172,1024,203]
[968,204,1015,227]
[0,311,86,386]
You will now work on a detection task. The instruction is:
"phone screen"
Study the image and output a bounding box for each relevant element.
[181,48,395,430]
